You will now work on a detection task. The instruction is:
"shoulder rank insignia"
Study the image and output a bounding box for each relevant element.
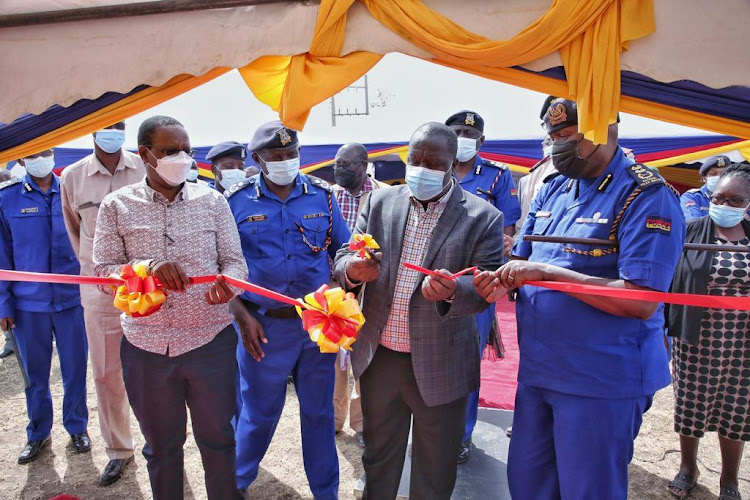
[625,163,665,189]
[481,159,508,171]
[542,172,561,184]
[224,177,255,199]
[0,177,21,191]
[308,176,331,192]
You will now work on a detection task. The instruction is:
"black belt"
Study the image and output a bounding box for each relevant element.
[263,306,298,319]
[239,299,298,320]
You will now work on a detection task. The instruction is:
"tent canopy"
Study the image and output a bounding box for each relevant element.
[1,0,748,162]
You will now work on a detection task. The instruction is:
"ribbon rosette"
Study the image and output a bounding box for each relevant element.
[348,233,379,259]
[112,262,166,317]
[295,284,365,353]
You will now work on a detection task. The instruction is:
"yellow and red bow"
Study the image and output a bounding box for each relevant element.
[112,262,166,317]
[296,284,365,353]
[348,233,379,259]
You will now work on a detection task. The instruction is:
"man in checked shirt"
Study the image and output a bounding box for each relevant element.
[93,116,248,500]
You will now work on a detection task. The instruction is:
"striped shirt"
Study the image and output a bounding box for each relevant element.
[380,182,454,352]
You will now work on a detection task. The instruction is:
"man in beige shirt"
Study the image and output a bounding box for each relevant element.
[60,121,144,486]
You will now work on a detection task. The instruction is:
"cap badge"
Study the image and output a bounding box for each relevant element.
[547,103,567,126]
[464,113,475,126]
[717,157,726,167]
[279,129,292,146]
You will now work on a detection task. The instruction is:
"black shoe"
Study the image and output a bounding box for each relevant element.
[0,342,13,359]
[505,426,512,438]
[458,440,472,464]
[99,456,133,487]
[355,431,365,448]
[70,432,91,453]
[18,436,51,464]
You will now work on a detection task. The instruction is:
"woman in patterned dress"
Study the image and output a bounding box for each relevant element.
[667,163,750,500]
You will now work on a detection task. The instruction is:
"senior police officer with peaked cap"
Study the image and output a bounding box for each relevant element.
[680,155,731,221]
[226,120,350,499]
[206,141,248,194]
[474,98,686,499]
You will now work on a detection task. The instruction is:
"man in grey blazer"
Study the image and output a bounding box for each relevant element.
[334,123,505,499]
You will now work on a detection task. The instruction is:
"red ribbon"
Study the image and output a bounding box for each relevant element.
[400,265,750,310]
[403,263,477,280]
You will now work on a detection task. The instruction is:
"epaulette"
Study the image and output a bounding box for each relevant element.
[308,176,332,192]
[0,177,21,191]
[625,163,665,189]
[685,187,701,193]
[224,177,256,199]
[542,172,562,183]
[528,157,550,173]
[481,158,508,171]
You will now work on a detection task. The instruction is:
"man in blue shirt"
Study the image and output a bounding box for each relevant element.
[680,155,730,221]
[474,99,685,500]
[226,121,350,499]
[445,110,519,463]
[0,149,89,464]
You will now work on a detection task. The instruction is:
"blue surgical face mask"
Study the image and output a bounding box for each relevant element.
[405,165,449,201]
[24,155,55,178]
[705,175,720,192]
[95,129,126,154]
[186,169,199,182]
[219,168,246,190]
[709,202,749,228]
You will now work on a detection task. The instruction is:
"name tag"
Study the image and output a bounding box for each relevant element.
[247,214,267,222]
[303,212,326,220]
[575,217,609,224]
[536,211,552,219]
[20,207,39,214]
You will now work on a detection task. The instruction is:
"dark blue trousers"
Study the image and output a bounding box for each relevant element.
[463,303,493,442]
[121,325,241,500]
[508,383,652,500]
[235,315,338,499]
[14,306,88,441]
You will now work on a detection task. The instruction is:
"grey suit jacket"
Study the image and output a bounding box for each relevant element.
[334,183,505,407]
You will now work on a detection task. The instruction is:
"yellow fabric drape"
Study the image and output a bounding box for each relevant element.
[238,0,381,130]
[241,0,654,144]
[0,68,230,164]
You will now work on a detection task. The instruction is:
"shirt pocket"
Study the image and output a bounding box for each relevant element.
[239,219,274,259]
[121,225,163,259]
[531,216,553,236]
[298,216,331,252]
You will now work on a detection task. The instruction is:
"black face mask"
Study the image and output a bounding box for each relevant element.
[333,167,358,189]
[550,137,599,179]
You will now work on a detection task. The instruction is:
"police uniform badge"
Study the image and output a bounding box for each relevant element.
[547,103,567,126]
[464,113,475,126]
[717,157,726,167]
[279,129,292,146]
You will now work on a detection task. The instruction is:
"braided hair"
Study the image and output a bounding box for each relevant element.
[720,162,750,196]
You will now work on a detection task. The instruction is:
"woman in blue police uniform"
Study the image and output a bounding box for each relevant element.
[474,99,685,499]
[0,149,89,464]
[445,110,519,463]
[225,122,350,499]
[680,155,730,221]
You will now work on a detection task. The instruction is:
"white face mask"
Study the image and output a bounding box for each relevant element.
[219,168,246,190]
[150,150,193,186]
[705,175,720,192]
[456,137,479,163]
[24,155,55,178]
[263,157,300,186]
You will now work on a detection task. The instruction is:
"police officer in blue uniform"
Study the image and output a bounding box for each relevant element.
[680,155,730,221]
[474,99,685,499]
[0,149,89,464]
[445,110,520,463]
[226,121,350,499]
[206,141,248,194]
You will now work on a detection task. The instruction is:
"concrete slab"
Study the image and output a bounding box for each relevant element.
[353,408,513,500]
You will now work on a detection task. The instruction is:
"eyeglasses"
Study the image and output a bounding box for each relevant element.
[144,145,196,158]
[332,161,364,170]
[710,195,749,208]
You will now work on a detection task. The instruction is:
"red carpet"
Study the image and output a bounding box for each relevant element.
[478,299,519,410]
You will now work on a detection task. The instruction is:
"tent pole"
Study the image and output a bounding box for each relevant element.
[0,0,304,28]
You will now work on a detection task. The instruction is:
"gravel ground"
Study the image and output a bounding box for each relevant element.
[0,347,747,499]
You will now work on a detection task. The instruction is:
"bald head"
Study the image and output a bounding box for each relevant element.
[337,143,368,163]
[406,122,458,174]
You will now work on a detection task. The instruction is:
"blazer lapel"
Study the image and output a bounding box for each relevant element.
[420,185,465,273]
[389,188,411,287]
